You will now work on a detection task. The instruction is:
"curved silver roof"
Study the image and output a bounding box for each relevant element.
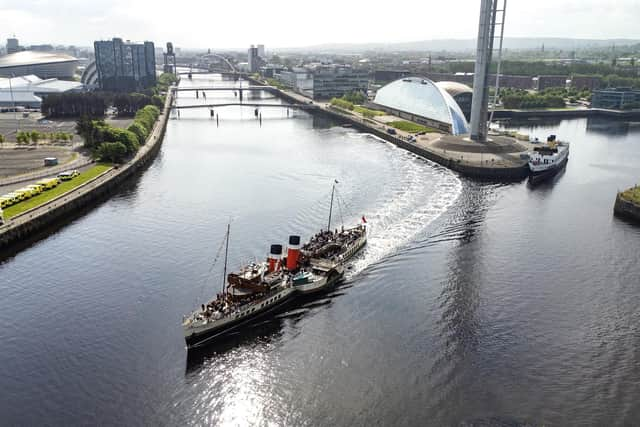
[374,76,470,135]
[0,51,78,68]
[435,81,473,97]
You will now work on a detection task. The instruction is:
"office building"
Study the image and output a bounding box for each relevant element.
[257,44,265,58]
[248,45,262,73]
[373,76,470,135]
[310,66,368,100]
[570,75,602,91]
[591,88,640,110]
[93,38,156,92]
[534,75,568,91]
[6,38,21,54]
[374,70,410,84]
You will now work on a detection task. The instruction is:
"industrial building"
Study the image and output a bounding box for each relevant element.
[94,38,156,92]
[0,51,79,79]
[570,75,602,90]
[534,75,568,91]
[373,77,470,135]
[591,88,640,110]
[0,74,84,108]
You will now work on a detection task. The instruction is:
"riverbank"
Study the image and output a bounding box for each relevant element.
[0,89,174,250]
[492,107,640,120]
[614,186,640,223]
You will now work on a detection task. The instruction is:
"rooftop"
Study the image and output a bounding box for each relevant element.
[374,76,470,135]
[0,51,78,68]
[435,81,473,97]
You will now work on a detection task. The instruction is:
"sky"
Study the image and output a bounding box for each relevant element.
[1,0,639,49]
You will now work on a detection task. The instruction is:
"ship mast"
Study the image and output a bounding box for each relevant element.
[222,223,230,297]
[327,181,337,231]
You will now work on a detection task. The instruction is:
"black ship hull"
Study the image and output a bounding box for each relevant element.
[529,155,568,185]
[185,292,294,349]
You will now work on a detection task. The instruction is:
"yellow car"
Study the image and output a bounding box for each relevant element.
[0,196,13,208]
[15,188,35,199]
[36,178,59,190]
[58,171,74,181]
[26,184,44,195]
[6,192,24,202]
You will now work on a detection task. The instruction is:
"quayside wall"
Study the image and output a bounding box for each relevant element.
[0,91,174,250]
[321,107,528,180]
[614,193,640,224]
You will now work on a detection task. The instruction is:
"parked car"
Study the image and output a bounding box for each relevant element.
[0,196,14,208]
[386,128,397,135]
[58,170,80,181]
[26,184,43,195]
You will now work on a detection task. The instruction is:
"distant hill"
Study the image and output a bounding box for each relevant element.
[279,38,640,53]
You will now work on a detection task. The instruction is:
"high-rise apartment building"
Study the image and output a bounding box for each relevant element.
[93,38,156,92]
[7,38,21,54]
[248,45,260,73]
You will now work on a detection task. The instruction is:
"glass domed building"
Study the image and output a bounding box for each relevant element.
[373,77,470,135]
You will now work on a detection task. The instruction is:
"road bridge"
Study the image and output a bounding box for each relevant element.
[172,86,274,92]
[171,102,317,110]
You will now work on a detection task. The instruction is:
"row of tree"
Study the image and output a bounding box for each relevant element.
[76,105,161,163]
[15,130,74,144]
[446,60,638,79]
[502,94,565,109]
[41,73,178,118]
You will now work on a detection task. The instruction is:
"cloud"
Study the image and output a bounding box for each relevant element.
[1,0,638,49]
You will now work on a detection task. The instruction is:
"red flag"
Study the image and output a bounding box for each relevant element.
[362,215,367,223]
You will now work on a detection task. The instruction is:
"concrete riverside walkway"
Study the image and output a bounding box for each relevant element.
[0,90,173,240]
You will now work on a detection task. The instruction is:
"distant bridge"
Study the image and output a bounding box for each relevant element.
[177,70,246,76]
[172,86,274,92]
[171,102,317,110]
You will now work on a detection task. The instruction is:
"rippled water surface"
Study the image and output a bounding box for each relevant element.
[1,76,639,426]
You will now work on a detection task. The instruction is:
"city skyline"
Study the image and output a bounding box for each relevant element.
[2,0,640,50]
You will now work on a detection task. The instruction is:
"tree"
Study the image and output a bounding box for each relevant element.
[98,142,128,163]
[0,134,5,144]
[342,91,365,104]
[98,126,139,154]
[128,122,148,145]
[76,116,100,149]
[30,131,41,143]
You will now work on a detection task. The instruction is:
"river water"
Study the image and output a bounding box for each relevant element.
[1,75,639,426]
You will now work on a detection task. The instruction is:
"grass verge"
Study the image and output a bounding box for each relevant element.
[388,120,438,133]
[620,185,640,205]
[3,163,113,219]
[353,106,385,117]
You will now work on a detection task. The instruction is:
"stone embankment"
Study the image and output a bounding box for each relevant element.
[614,190,640,224]
[0,91,174,250]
